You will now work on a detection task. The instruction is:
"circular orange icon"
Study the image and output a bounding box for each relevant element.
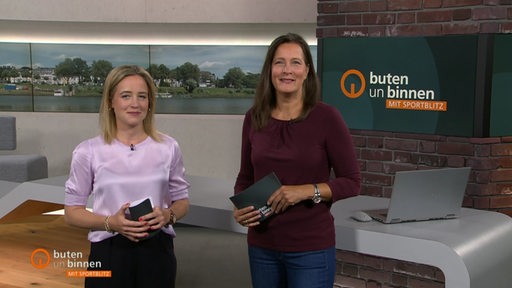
[340,69,366,99]
[31,248,51,269]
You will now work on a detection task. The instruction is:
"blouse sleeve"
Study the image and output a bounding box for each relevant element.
[167,139,190,202]
[64,141,94,206]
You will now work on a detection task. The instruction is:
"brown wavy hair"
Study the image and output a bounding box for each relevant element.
[251,33,319,130]
[98,65,160,143]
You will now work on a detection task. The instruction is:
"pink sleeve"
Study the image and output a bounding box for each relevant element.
[167,139,190,202]
[64,141,93,206]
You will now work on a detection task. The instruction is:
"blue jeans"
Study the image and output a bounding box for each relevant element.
[248,245,336,288]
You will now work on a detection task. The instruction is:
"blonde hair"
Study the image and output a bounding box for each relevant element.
[98,65,161,143]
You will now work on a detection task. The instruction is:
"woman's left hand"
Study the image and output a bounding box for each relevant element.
[139,199,189,230]
[140,207,167,230]
[267,184,311,214]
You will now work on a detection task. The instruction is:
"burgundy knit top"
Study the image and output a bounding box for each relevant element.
[234,102,361,252]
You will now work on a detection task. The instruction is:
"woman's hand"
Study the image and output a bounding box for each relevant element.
[233,206,261,227]
[109,203,152,242]
[267,184,312,214]
[141,206,171,230]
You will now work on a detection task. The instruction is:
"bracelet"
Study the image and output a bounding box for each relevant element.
[104,215,114,233]
[168,208,177,225]
[164,208,177,228]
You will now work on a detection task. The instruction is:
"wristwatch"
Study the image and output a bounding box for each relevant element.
[312,184,322,204]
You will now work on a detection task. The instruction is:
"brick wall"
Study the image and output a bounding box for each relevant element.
[317,0,512,38]
[352,130,512,216]
[317,1,512,287]
[335,250,445,288]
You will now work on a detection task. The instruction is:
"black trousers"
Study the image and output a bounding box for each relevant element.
[85,231,176,288]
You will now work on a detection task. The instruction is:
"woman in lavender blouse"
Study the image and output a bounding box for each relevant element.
[64,65,189,288]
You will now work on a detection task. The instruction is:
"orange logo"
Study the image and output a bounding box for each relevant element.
[31,248,51,269]
[340,69,366,99]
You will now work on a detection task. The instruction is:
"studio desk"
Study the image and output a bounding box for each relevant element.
[1,175,512,287]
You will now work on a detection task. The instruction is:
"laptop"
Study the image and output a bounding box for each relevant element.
[364,167,471,224]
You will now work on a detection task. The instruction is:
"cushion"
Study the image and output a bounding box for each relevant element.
[0,154,48,182]
[0,116,16,150]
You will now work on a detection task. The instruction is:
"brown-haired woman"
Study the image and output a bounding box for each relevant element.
[233,33,361,288]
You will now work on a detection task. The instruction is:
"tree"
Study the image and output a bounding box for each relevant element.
[148,64,171,86]
[183,79,198,93]
[20,67,32,79]
[54,57,89,85]
[214,77,227,88]
[175,62,200,84]
[54,58,75,84]
[147,64,159,80]
[243,72,260,89]
[0,66,18,82]
[223,67,245,89]
[90,60,113,84]
[73,58,89,84]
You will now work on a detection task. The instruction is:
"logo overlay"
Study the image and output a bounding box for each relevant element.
[340,69,447,112]
[30,248,111,278]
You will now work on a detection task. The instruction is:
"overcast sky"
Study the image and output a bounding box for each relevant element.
[1,43,317,78]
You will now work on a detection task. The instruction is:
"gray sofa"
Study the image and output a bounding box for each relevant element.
[0,116,48,182]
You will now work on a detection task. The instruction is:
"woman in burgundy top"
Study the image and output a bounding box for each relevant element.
[233,33,361,288]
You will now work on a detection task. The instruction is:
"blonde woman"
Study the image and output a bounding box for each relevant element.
[65,65,189,288]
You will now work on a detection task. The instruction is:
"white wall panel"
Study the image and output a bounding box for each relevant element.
[0,0,316,23]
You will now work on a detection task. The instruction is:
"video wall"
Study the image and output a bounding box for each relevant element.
[320,35,483,137]
[490,34,512,137]
[0,42,317,115]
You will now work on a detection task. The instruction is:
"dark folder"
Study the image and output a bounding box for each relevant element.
[229,172,281,221]
[129,197,160,240]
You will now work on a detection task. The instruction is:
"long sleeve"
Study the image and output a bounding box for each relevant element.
[233,102,361,252]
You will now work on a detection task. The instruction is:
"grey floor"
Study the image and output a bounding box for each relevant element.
[174,224,251,287]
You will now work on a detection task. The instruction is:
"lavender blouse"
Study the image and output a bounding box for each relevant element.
[65,134,190,242]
